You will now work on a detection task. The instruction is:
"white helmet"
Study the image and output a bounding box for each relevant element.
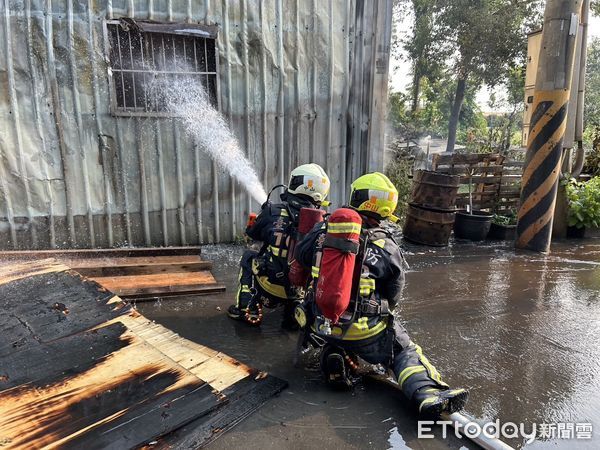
[287,163,330,204]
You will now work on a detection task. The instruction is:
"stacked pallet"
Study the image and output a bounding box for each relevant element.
[432,153,525,213]
[496,160,524,213]
[432,153,506,211]
[0,247,225,300]
[0,259,286,449]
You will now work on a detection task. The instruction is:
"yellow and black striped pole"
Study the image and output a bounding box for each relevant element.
[516,0,582,253]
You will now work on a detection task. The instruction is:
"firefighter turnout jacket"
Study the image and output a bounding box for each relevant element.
[246,193,317,300]
[296,217,406,341]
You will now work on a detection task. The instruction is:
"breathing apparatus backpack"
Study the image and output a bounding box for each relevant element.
[289,207,326,287]
[314,208,363,324]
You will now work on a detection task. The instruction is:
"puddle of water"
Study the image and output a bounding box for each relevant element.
[138,239,600,449]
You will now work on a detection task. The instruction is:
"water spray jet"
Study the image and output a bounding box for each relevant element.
[150,76,268,205]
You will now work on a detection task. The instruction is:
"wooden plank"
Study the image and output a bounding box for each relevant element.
[0,337,218,450]
[119,284,227,300]
[0,259,68,286]
[91,271,218,291]
[0,259,286,448]
[0,269,127,357]
[0,322,131,390]
[456,192,497,198]
[0,246,202,261]
[74,261,212,278]
[433,153,504,166]
[157,375,289,449]
[118,314,252,391]
[457,176,503,184]
[436,165,504,175]
[64,255,204,268]
[504,160,525,167]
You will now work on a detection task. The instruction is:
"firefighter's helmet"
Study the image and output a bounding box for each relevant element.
[349,172,399,221]
[287,163,330,204]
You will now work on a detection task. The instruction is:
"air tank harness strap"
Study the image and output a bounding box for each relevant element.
[323,235,360,254]
[355,298,390,317]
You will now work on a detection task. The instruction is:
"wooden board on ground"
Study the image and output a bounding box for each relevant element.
[91,271,225,300]
[0,251,226,300]
[0,246,203,261]
[0,259,286,449]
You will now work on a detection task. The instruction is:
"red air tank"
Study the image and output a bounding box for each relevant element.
[315,208,362,323]
[288,207,325,287]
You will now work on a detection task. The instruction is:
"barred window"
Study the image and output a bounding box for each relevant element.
[106,20,219,116]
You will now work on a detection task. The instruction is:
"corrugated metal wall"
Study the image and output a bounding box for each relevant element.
[0,0,392,249]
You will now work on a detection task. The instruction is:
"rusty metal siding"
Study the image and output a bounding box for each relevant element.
[0,0,392,249]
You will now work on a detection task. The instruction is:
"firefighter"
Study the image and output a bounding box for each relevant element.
[294,172,469,419]
[227,163,331,329]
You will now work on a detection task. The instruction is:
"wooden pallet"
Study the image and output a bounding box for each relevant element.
[432,153,523,213]
[0,260,286,449]
[0,248,225,300]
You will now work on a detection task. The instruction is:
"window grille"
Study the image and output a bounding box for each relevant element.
[106,20,218,116]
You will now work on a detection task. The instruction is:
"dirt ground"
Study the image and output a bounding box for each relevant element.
[138,238,600,449]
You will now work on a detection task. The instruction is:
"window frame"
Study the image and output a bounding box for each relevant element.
[103,19,221,118]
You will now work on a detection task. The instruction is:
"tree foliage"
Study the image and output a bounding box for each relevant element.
[584,38,600,130]
[389,0,543,154]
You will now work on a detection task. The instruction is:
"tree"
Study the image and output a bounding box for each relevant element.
[403,0,444,112]
[435,0,541,153]
[584,37,600,131]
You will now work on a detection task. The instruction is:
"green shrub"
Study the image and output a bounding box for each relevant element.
[385,155,413,225]
[583,129,600,177]
[565,177,600,229]
[492,212,517,226]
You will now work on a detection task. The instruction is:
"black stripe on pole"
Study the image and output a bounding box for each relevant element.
[520,139,563,203]
[529,100,554,131]
[517,94,568,252]
[528,219,554,251]
[516,180,560,234]
[523,103,568,171]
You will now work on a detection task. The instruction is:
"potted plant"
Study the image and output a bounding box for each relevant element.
[454,168,493,241]
[488,211,517,240]
[565,176,600,238]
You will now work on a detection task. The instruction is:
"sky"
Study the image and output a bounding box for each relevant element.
[389,13,600,112]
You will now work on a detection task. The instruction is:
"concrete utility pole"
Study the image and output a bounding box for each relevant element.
[515,0,583,253]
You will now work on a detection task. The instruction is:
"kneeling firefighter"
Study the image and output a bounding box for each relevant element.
[228,163,331,329]
[294,172,469,419]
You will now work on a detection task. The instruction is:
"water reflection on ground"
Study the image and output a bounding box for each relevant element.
[137,238,600,449]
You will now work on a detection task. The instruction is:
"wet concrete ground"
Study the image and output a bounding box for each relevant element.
[137,238,600,449]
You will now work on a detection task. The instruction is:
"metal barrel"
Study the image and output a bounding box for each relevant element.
[410,170,461,210]
[403,203,456,247]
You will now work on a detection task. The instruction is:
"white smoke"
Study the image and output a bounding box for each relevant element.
[151,77,268,205]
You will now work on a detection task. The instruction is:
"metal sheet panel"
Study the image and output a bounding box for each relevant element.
[0,0,392,249]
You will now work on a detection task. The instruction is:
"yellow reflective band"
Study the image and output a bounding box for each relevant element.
[327,222,362,234]
[251,258,261,275]
[329,318,388,340]
[256,275,288,299]
[294,307,307,327]
[419,396,439,413]
[414,344,447,386]
[311,266,320,278]
[280,209,289,217]
[372,238,386,249]
[268,245,288,258]
[398,366,427,389]
[240,286,251,293]
[359,278,375,295]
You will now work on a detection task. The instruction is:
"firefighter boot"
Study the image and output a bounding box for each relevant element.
[228,286,262,324]
[412,387,469,420]
[320,346,359,390]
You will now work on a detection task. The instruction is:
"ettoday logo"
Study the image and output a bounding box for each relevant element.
[418,419,593,444]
